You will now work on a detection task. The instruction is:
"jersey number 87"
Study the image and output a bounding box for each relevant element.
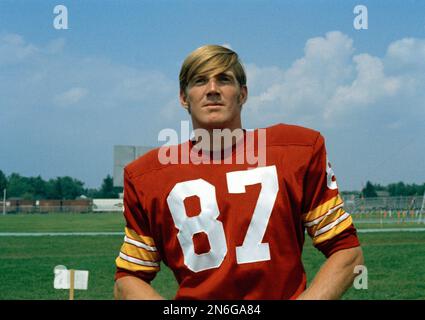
[166,166,279,273]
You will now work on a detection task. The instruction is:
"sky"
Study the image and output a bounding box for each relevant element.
[0,0,424,191]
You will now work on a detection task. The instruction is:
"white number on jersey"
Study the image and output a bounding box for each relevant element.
[227,166,278,264]
[326,156,338,190]
[167,166,279,272]
[166,179,227,273]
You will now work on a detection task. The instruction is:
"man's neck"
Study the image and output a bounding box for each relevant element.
[192,125,244,152]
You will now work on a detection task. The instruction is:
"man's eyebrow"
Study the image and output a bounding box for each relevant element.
[191,72,234,82]
[218,71,233,76]
[190,75,207,81]
[215,72,235,78]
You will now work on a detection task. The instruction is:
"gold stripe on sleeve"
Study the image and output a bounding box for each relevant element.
[303,194,344,223]
[115,256,159,273]
[306,207,346,236]
[125,227,156,247]
[312,215,353,245]
[120,242,159,262]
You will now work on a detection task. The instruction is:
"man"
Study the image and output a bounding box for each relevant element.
[114,45,364,299]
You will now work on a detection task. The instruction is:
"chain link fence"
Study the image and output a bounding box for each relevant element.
[1,196,424,225]
[344,195,425,224]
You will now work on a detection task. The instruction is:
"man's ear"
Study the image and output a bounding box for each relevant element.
[239,85,248,106]
[180,89,191,114]
[180,89,189,110]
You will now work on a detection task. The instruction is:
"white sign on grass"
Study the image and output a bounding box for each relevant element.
[53,265,89,290]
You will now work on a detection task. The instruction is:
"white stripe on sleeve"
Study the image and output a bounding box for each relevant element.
[124,235,157,251]
[119,252,159,267]
[314,212,351,237]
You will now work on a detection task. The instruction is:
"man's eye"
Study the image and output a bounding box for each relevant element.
[218,75,232,83]
[193,78,207,85]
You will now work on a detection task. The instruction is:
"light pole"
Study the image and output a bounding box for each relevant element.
[2,189,6,215]
[419,191,425,224]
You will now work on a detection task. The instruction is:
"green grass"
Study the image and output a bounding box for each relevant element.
[0,236,123,300]
[302,232,425,300]
[0,212,125,232]
[1,213,425,299]
[356,223,425,229]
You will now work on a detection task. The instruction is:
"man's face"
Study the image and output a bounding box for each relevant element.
[180,70,247,130]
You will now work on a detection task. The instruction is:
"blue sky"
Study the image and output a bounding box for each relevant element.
[1,0,424,191]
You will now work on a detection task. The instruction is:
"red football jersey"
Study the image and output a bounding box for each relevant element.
[115,123,360,299]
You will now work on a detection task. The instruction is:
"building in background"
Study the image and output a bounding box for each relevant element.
[113,145,155,188]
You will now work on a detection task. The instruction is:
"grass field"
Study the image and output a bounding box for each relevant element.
[0,213,424,300]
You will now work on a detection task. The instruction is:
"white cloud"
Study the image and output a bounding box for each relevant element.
[243,31,425,129]
[53,87,89,106]
[244,31,355,126]
[325,54,401,120]
[0,33,38,65]
[45,38,66,54]
[3,31,425,129]
[386,38,425,68]
[108,69,174,104]
[0,34,176,115]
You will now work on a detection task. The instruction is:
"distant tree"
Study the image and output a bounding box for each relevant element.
[6,173,51,199]
[7,173,33,198]
[362,181,378,198]
[98,175,119,198]
[84,188,100,199]
[21,192,34,200]
[405,184,416,196]
[0,170,7,191]
[388,182,424,196]
[373,183,386,191]
[0,172,124,200]
[114,185,123,195]
[420,183,425,196]
[28,176,47,199]
[388,182,405,197]
[46,176,85,199]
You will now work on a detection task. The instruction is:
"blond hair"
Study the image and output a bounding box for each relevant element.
[179,45,247,93]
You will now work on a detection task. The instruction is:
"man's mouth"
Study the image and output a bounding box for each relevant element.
[204,102,224,107]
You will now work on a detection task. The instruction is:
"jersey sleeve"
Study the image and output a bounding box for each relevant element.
[115,168,161,283]
[302,134,360,258]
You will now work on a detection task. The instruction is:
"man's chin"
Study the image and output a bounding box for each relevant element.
[192,114,241,130]
[201,119,229,130]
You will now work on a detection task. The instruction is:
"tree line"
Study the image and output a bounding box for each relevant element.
[361,181,425,198]
[0,170,122,200]
[1,169,423,200]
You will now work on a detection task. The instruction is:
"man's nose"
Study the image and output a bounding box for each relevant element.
[206,78,219,94]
